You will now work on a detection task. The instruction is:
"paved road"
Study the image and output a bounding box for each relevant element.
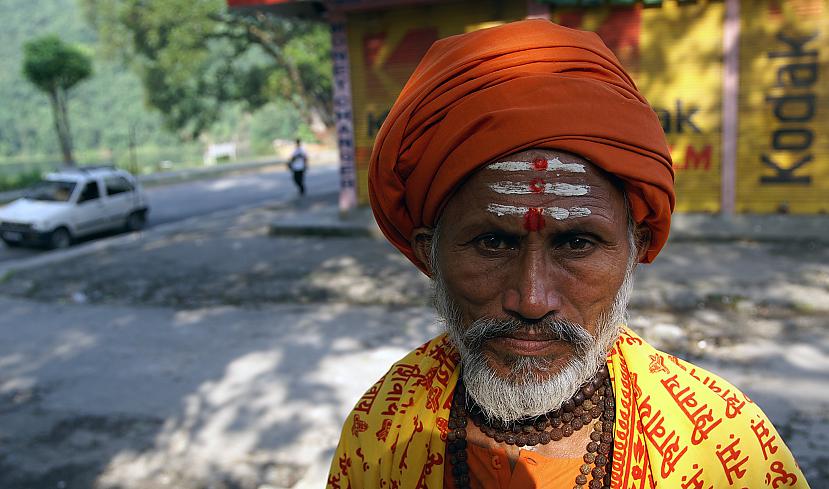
[0,165,339,264]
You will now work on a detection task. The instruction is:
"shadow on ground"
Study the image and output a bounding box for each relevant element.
[0,196,827,487]
[0,299,442,489]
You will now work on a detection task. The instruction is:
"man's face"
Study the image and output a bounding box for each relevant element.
[420,149,639,421]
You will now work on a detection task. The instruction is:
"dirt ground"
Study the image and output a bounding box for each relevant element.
[0,194,827,488]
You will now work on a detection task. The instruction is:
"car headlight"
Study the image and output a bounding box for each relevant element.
[31,221,50,231]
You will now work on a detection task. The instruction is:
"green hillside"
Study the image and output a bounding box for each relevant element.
[0,0,306,187]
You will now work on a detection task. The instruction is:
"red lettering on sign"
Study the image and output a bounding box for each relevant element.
[672,144,713,171]
[685,145,712,170]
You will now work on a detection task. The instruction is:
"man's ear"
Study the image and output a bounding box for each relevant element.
[411,227,435,276]
[635,223,651,263]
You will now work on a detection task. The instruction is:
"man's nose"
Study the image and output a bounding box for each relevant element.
[501,248,561,320]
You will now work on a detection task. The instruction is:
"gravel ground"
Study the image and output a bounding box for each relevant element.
[0,195,827,487]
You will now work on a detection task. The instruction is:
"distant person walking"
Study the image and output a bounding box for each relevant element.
[288,139,308,196]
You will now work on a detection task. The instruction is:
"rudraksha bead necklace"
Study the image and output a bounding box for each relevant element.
[447,365,615,489]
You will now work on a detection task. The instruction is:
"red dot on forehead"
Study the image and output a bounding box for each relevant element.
[529,177,545,193]
[532,158,548,171]
[524,207,545,232]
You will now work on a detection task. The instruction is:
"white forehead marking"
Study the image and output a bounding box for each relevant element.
[547,207,591,219]
[486,157,586,173]
[489,181,588,196]
[548,159,587,173]
[487,203,528,216]
[486,204,592,220]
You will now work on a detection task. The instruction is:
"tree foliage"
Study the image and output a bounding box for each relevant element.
[82,0,332,139]
[22,35,92,165]
[0,0,313,171]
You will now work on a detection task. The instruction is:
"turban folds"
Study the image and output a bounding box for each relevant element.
[368,19,675,273]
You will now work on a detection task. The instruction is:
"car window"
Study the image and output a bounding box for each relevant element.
[77,181,101,203]
[25,180,77,202]
[104,176,134,196]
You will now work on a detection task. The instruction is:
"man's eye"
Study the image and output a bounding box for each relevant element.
[565,237,593,251]
[477,235,514,251]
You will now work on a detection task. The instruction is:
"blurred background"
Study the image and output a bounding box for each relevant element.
[0,0,826,488]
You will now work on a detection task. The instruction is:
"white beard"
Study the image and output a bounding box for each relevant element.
[432,248,636,423]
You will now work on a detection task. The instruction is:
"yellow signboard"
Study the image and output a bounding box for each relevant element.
[345,0,828,214]
[552,1,725,213]
[737,0,829,213]
[346,1,527,202]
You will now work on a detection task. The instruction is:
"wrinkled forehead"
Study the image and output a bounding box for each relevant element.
[470,149,624,203]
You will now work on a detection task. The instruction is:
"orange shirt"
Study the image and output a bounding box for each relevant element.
[445,443,585,489]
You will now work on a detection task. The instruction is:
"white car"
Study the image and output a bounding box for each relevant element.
[0,166,150,249]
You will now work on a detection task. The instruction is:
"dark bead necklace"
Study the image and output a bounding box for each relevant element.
[447,366,615,489]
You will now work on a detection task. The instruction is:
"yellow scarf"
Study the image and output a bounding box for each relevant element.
[327,328,809,488]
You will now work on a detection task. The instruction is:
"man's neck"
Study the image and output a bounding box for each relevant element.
[464,416,593,469]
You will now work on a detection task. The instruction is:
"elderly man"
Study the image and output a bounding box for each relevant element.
[327,20,808,489]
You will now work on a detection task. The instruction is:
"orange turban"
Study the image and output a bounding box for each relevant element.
[368,19,675,273]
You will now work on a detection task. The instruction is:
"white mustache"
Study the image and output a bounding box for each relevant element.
[461,316,593,355]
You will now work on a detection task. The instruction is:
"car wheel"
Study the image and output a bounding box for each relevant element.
[49,227,72,250]
[1,238,21,248]
[125,211,147,231]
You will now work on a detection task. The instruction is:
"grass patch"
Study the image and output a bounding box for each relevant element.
[0,168,42,192]
[703,293,748,310]
[791,301,817,314]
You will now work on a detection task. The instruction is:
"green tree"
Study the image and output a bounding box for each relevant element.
[22,35,93,166]
[82,0,332,139]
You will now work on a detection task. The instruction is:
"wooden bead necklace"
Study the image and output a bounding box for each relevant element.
[447,365,614,489]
